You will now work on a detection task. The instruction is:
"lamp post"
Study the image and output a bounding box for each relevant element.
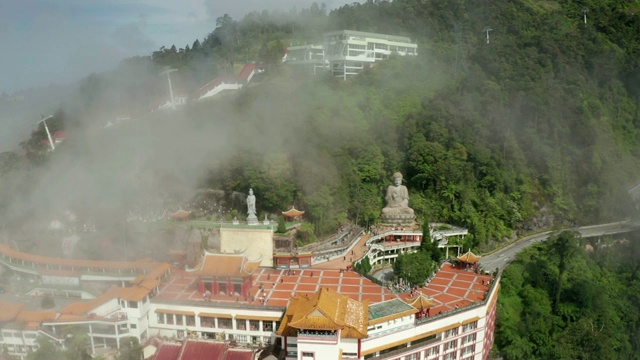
[160,68,178,109]
[582,8,588,25]
[37,115,55,151]
[483,26,493,44]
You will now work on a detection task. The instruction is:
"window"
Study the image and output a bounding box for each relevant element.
[287,343,297,357]
[425,346,439,357]
[186,315,195,326]
[166,314,174,325]
[445,340,457,351]
[463,321,477,332]
[218,318,232,329]
[235,335,248,343]
[176,315,184,326]
[177,330,185,339]
[444,353,457,360]
[249,320,260,331]
[200,317,214,328]
[462,334,475,344]
[405,353,418,360]
[236,319,247,330]
[302,352,314,360]
[460,345,474,357]
[262,321,273,332]
[445,328,458,338]
[157,313,165,324]
[263,336,271,345]
[128,301,138,309]
[131,324,137,329]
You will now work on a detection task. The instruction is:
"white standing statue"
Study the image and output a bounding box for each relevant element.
[247,188,259,225]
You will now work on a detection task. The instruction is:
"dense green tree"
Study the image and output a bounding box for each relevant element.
[28,337,63,360]
[118,337,142,360]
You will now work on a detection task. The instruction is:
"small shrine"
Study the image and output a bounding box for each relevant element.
[406,293,438,319]
[282,206,305,222]
[457,250,481,270]
[170,209,192,221]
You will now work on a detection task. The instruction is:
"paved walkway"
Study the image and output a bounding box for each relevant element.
[312,232,372,270]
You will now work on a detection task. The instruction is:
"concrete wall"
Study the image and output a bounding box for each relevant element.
[220,228,274,267]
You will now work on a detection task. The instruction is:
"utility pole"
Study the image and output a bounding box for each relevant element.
[160,68,178,109]
[37,115,55,151]
[483,26,493,44]
[582,8,588,25]
[453,23,469,77]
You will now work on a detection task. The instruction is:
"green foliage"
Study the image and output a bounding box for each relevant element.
[117,337,142,360]
[40,295,55,309]
[277,216,287,234]
[420,222,442,262]
[28,337,63,360]
[295,222,317,246]
[393,251,437,286]
[7,0,640,249]
[356,256,373,275]
[496,236,640,359]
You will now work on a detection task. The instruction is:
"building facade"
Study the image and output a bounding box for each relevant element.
[0,229,497,360]
[286,30,418,79]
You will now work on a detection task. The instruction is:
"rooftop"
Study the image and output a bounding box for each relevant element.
[368,298,416,322]
[154,263,492,314]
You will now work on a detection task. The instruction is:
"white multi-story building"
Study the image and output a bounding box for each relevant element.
[286,30,418,79]
[0,231,497,360]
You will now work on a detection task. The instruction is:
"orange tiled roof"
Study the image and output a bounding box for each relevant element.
[16,311,58,323]
[282,207,304,217]
[61,282,155,316]
[0,299,25,322]
[0,243,167,272]
[187,252,261,278]
[171,209,192,220]
[277,287,368,339]
[406,293,438,310]
[457,251,481,263]
[61,288,120,315]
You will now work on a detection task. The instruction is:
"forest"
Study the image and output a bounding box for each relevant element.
[1,1,640,359]
[3,0,639,251]
[496,231,640,359]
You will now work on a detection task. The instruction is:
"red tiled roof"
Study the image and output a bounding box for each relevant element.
[187,252,260,278]
[225,350,253,360]
[237,63,256,82]
[153,343,181,360]
[0,299,25,322]
[180,340,226,360]
[0,243,167,273]
[53,131,68,140]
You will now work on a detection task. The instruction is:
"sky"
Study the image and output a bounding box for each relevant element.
[0,0,356,94]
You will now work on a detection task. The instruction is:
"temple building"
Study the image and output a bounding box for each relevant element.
[0,224,498,360]
[187,251,261,299]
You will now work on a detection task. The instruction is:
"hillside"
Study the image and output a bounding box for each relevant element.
[1,0,640,252]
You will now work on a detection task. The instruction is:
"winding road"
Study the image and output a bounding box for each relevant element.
[478,219,640,271]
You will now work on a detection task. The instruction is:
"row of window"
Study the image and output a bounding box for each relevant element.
[156,313,277,332]
[444,321,478,339]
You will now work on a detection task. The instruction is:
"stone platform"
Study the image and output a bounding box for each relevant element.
[380,213,416,226]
